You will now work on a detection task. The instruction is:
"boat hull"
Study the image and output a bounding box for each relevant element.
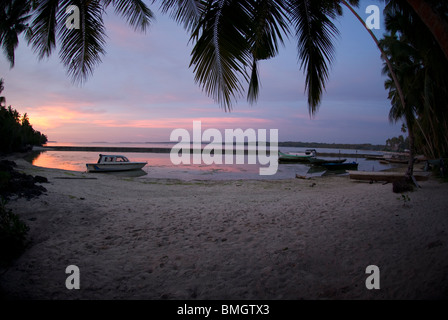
[321,162,358,170]
[278,151,314,163]
[347,170,430,182]
[86,162,147,172]
[309,158,346,165]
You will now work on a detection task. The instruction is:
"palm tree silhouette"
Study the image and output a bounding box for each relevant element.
[0,78,5,107]
[168,0,361,112]
[403,0,448,61]
[0,0,32,67]
[1,0,359,113]
[380,33,420,178]
[26,0,154,84]
[380,3,448,178]
[0,1,447,115]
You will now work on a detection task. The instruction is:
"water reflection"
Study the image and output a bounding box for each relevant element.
[26,149,402,180]
[306,166,327,174]
[30,150,92,172]
[24,150,45,164]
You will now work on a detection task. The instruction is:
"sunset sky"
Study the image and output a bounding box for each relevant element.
[0,0,403,145]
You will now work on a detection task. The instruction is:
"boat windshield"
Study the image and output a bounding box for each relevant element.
[115,156,129,162]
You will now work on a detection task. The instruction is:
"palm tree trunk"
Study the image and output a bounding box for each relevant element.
[416,119,435,159]
[406,119,415,178]
[406,0,448,61]
[340,1,407,114]
[341,0,418,185]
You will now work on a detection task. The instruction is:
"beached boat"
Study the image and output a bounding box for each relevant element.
[86,154,147,172]
[365,155,385,161]
[384,158,409,164]
[278,149,316,163]
[321,161,359,170]
[347,170,430,182]
[308,157,346,165]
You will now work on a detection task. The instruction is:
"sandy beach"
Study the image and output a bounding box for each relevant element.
[1,156,447,300]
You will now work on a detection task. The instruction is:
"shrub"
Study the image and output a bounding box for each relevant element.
[0,197,30,265]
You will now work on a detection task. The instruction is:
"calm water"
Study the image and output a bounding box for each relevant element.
[27,142,399,180]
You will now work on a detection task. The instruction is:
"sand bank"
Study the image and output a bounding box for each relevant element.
[1,157,447,299]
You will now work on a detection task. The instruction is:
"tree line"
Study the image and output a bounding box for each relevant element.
[379,0,448,173]
[0,79,48,154]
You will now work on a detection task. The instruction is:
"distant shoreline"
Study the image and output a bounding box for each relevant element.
[34,145,383,158]
[46,140,387,151]
[278,141,385,151]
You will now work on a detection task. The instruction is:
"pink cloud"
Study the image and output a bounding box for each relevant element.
[90,117,273,129]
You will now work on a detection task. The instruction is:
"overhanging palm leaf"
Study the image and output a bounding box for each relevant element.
[247,0,289,104]
[27,0,153,84]
[27,0,60,59]
[104,0,154,32]
[6,0,366,115]
[0,78,5,106]
[287,0,342,115]
[159,0,204,31]
[186,0,290,109]
[189,0,253,111]
[0,0,32,67]
[57,0,106,84]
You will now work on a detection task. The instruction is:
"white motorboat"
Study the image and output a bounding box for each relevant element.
[86,154,147,172]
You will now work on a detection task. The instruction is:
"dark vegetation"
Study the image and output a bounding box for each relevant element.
[0,104,48,154]
[0,160,48,266]
[278,141,385,151]
[0,80,48,266]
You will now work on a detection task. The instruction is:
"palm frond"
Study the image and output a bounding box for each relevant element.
[287,0,341,115]
[247,58,259,104]
[27,0,60,59]
[189,0,253,111]
[57,0,107,84]
[0,0,32,67]
[247,0,289,104]
[249,0,289,60]
[159,0,204,31]
[2,30,18,66]
[104,0,154,32]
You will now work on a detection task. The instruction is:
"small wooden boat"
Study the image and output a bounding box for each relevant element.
[321,161,359,170]
[278,149,316,163]
[365,155,385,160]
[308,157,346,165]
[347,170,430,182]
[385,158,408,164]
[86,154,147,172]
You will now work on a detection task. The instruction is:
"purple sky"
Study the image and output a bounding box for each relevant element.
[0,0,403,145]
